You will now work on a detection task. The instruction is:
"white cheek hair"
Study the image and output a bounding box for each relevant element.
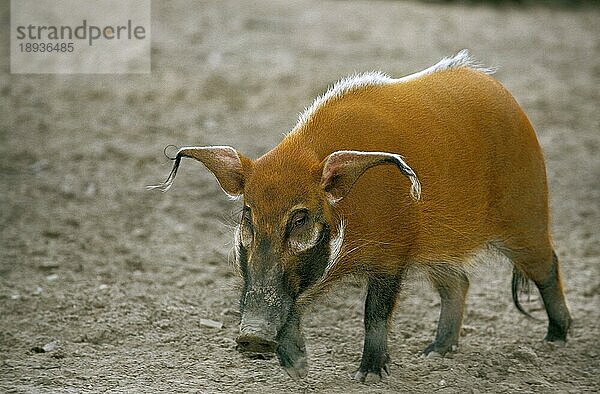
[324,219,345,277]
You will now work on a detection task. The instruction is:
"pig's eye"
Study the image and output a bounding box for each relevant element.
[287,210,322,253]
[289,210,308,232]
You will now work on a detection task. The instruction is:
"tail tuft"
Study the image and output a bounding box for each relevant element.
[511,268,540,320]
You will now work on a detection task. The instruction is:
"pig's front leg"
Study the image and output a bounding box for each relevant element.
[355,273,403,383]
[276,310,307,379]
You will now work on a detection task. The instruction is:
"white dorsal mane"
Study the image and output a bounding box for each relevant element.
[293,49,494,131]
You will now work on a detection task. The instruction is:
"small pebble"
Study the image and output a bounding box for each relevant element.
[200,318,223,329]
[43,341,58,352]
[84,182,97,197]
[30,160,49,173]
[46,274,59,282]
[31,341,58,354]
[38,261,59,270]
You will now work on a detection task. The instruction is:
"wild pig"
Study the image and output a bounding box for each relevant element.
[149,50,571,382]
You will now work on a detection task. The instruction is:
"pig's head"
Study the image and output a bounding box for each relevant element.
[148,145,420,356]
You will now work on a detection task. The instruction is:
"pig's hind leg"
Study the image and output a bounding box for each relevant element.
[423,266,469,357]
[508,246,572,343]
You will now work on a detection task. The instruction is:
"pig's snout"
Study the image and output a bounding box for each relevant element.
[236,333,278,354]
[236,319,278,354]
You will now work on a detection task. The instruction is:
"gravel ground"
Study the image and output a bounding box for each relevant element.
[1,1,599,392]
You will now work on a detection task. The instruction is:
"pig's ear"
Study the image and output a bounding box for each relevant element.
[147,145,252,197]
[320,150,421,204]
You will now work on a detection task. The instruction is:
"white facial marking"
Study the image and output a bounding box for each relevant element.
[323,219,345,278]
[328,219,345,265]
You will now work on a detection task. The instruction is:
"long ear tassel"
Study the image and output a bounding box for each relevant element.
[146,148,183,192]
[392,155,421,201]
[409,175,421,201]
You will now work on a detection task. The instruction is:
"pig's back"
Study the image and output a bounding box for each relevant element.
[284,67,549,267]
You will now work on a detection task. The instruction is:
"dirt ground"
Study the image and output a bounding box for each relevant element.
[1,1,599,393]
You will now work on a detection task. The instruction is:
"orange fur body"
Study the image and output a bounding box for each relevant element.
[249,67,553,285]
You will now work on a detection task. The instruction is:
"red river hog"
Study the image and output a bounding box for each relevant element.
[149,50,571,382]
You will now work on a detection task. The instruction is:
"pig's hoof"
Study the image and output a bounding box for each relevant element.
[354,368,388,384]
[283,356,308,380]
[423,341,456,356]
[277,339,307,380]
[543,339,566,349]
[354,359,389,383]
[544,329,568,343]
